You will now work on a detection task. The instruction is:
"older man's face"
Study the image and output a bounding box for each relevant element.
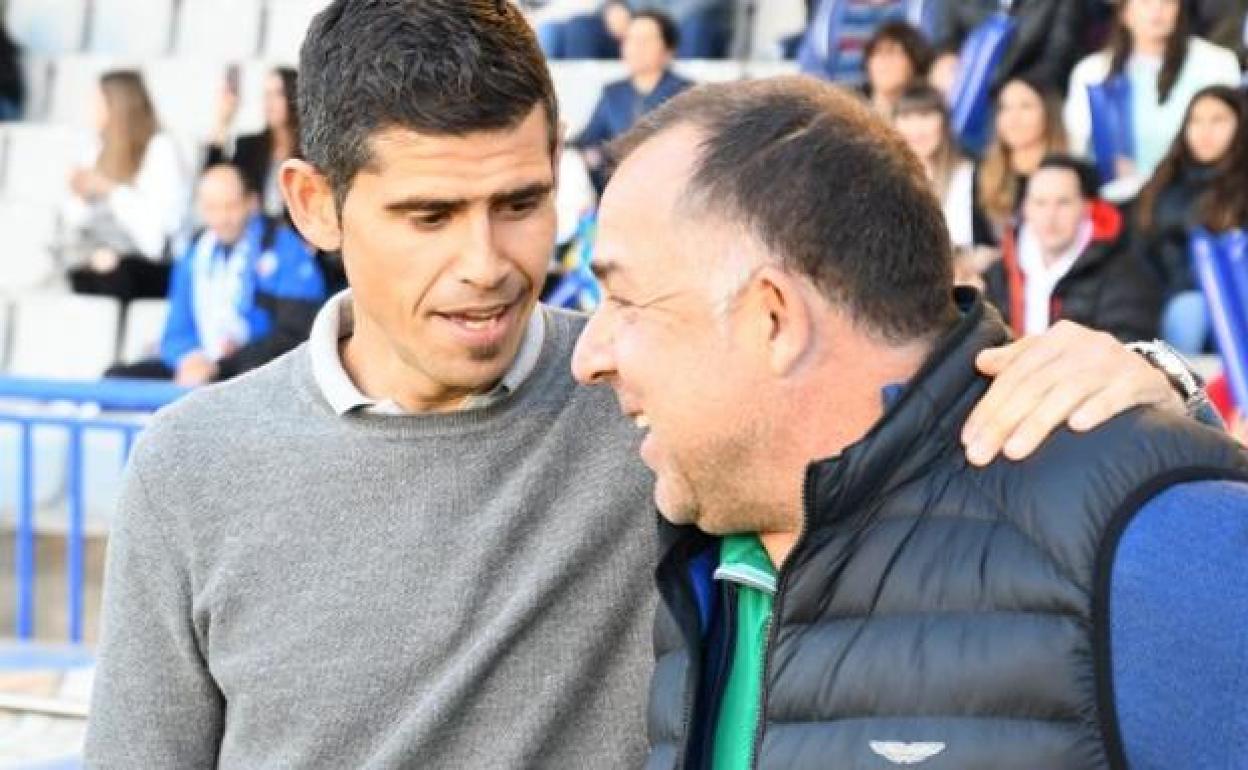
[572,126,767,533]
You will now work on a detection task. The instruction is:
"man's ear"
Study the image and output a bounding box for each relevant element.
[751,266,816,377]
[280,159,343,252]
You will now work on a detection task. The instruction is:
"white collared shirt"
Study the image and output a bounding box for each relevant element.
[1017,220,1093,336]
[308,290,546,415]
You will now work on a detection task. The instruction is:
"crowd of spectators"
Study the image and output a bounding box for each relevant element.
[0,0,1244,394]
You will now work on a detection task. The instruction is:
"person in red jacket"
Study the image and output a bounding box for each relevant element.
[985,154,1161,342]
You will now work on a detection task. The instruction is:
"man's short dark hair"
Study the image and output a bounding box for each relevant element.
[611,76,957,344]
[630,9,680,51]
[298,0,559,208]
[1035,154,1100,200]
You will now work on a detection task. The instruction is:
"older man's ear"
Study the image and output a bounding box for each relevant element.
[749,267,817,378]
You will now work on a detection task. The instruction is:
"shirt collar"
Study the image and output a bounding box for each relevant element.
[714,533,778,594]
[308,289,546,416]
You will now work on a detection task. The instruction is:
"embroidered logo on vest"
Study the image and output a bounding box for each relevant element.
[869,741,946,764]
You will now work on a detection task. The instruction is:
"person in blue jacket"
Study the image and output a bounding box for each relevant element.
[107,164,327,386]
[572,9,693,192]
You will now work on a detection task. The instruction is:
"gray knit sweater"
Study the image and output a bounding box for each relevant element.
[85,307,657,769]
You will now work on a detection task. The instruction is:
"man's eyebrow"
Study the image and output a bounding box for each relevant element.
[491,181,554,206]
[383,196,467,215]
[382,181,553,215]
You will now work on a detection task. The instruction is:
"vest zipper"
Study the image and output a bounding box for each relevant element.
[748,467,817,770]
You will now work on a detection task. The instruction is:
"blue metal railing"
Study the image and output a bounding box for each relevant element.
[0,377,188,643]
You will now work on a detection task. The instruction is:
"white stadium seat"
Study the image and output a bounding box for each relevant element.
[141,58,228,143]
[0,201,61,294]
[5,0,87,56]
[47,56,125,128]
[262,0,333,65]
[549,61,626,138]
[18,54,56,121]
[119,298,170,365]
[1,123,93,207]
[175,0,265,60]
[8,294,121,380]
[0,299,10,370]
[87,0,175,57]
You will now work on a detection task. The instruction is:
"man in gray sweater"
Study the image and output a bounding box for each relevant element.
[84,1,1204,768]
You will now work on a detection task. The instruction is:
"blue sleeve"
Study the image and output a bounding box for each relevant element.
[158,246,200,370]
[572,89,616,149]
[1111,480,1248,770]
[266,228,326,302]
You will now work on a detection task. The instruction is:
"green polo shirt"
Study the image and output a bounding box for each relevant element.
[712,534,777,770]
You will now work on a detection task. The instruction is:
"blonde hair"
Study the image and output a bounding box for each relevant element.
[96,70,158,183]
[976,79,1068,228]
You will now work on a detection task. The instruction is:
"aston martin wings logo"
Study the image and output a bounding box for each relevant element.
[868,740,947,764]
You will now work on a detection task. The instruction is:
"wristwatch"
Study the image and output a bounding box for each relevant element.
[1125,340,1214,419]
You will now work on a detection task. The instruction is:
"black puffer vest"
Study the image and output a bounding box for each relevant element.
[647,295,1248,770]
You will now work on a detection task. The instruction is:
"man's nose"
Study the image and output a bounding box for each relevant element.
[571,310,615,386]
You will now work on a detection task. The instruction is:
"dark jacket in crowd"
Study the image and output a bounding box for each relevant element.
[205,130,279,200]
[646,293,1248,770]
[933,0,1083,94]
[0,24,24,118]
[1133,163,1220,301]
[986,199,1161,341]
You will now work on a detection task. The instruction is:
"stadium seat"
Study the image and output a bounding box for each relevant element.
[0,201,61,294]
[174,0,264,60]
[4,0,87,57]
[19,55,56,122]
[47,56,122,128]
[0,123,93,208]
[0,299,9,370]
[141,58,227,146]
[549,61,626,137]
[262,0,333,64]
[119,298,169,365]
[672,60,745,84]
[733,0,806,60]
[86,0,174,57]
[8,294,121,380]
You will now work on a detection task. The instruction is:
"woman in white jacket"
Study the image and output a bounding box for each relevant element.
[892,83,976,250]
[1064,0,1241,199]
[62,70,187,304]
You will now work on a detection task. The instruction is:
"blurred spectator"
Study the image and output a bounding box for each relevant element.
[798,0,929,84]
[63,70,187,306]
[207,67,299,218]
[571,10,692,191]
[1205,0,1248,78]
[536,0,631,59]
[985,154,1160,341]
[933,0,1081,96]
[928,45,961,100]
[975,77,1068,241]
[638,0,735,58]
[0,17,23,120]
[1065,0,1241,195]
[1191,0,1247,44]
[107,165,327,386]
[1133,85,1246,353]
[893,83,976,248]
[861,21,933,116]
